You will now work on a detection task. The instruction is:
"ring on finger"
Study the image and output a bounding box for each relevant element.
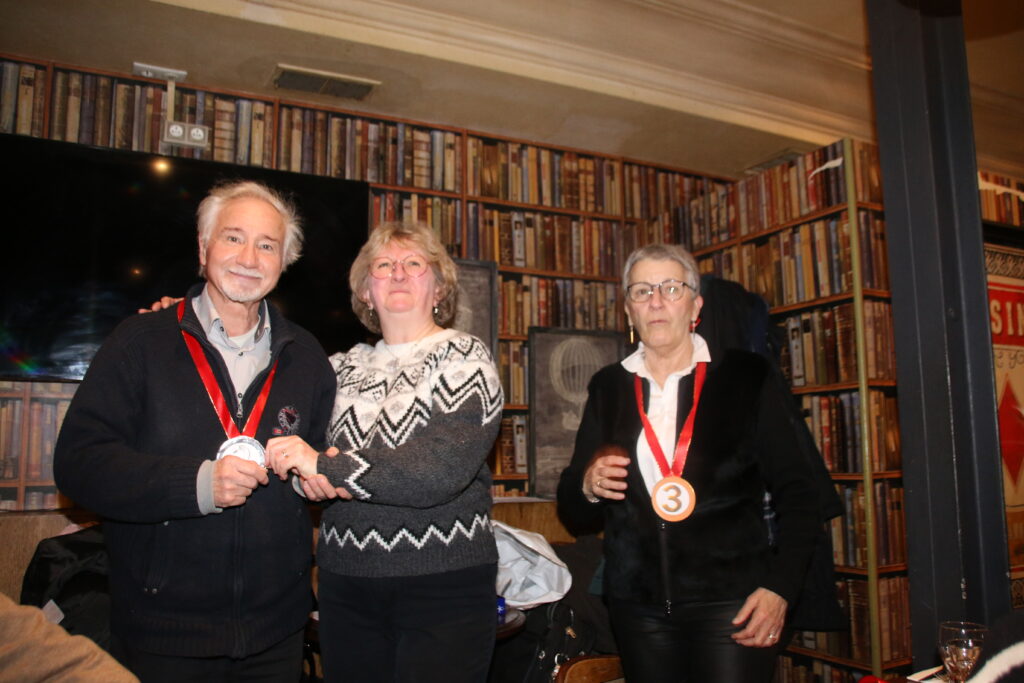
[598,479,605,489]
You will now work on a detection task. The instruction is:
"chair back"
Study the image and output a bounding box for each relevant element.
[554,654,623,683]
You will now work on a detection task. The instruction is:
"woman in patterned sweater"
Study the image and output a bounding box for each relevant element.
[266,221,504,683]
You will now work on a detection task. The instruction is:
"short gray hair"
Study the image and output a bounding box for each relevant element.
[196,181,303,276]
[621,243,701,293]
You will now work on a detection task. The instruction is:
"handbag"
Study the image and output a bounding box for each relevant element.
[523,602,595,683]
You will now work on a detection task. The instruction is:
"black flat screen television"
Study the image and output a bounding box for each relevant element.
[0,133,371,381]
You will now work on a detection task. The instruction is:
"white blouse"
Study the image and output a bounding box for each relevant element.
[620,334,712,495]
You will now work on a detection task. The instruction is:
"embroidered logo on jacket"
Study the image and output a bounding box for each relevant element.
[273,406,300,435]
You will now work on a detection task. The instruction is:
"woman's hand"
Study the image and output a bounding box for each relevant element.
[582,445,630,501]
[730,587,788,648]
[298,449,352,502]
[265,435,320,480]
[137,296,183,314]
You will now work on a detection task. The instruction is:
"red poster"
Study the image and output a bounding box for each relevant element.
[987,244,1024,607]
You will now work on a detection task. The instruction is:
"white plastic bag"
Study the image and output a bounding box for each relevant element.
[493,519,572,609]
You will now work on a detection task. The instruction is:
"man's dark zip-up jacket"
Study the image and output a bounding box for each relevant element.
[55,284,336,658]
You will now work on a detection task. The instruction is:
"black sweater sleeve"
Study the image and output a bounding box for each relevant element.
[753,369,821,603]
[54,317,206,523]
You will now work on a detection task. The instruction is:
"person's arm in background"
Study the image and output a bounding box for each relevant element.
[0,593,138,683]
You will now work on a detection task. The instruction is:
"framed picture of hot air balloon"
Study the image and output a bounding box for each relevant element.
[528,327,624,499]
[986,243,1024,607]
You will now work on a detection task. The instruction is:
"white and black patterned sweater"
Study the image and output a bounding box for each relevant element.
[316,328,504,578]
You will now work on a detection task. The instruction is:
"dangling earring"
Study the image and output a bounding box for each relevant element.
[433,304,439,317]
[628,324,636,345]
[690,317,700,332]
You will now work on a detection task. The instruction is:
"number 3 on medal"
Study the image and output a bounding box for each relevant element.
[652,476,696,522]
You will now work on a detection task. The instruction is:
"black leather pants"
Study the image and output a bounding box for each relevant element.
[608,598,786,683]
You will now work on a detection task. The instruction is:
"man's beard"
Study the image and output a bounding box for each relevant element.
[219,267,268,303]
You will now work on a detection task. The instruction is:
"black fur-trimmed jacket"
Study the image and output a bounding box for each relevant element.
[557,349,820,608]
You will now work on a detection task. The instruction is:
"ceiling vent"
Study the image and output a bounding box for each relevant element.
[272,64,380,100]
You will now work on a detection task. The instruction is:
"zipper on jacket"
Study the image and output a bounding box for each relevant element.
[658,521,672,616]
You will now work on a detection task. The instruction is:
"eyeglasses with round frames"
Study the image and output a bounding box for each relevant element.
[369,254,429,279]
[626,279,694,303]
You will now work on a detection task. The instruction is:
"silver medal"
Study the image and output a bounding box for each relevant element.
[216,435,266,467]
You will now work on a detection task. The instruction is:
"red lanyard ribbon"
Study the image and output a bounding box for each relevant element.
[177,299,278,439]
[633,362,707,478]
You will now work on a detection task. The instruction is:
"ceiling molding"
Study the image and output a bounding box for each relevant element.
[156,0,870,144]
[626,0,870,70]
[971,83,1024,117]
[976,152,1024,178]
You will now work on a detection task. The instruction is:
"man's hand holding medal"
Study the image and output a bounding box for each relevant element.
[212,451,270,508]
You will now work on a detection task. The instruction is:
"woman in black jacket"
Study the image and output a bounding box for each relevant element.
[557,243,821,682]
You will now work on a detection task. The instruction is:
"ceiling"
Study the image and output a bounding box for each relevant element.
[1,0,1021,179]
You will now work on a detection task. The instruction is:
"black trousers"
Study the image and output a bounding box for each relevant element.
[114,628,305,683]
[317,563,497,683]
[608,598,785,683]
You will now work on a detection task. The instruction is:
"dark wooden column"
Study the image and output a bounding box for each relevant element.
[866,0,1010,666]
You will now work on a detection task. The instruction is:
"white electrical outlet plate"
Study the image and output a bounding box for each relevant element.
[162,120,210,148]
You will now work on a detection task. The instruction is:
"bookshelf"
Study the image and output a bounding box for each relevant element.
[978,170,1024,230]
[464,133,685,496]
[0,53,725,504]
[694,139,910,680]
[0,381,75,511]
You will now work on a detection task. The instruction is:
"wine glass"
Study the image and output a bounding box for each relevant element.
[938,621,987,682]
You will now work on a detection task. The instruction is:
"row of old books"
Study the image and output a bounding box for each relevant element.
[979,170,1024,227]
[0,398,70,483]
[679,181,738,250]
[778,301,897,387]
[737,140,883,237]
[0,61,45,137]
[371,191,462,255]
[277,107,461,191]
[49,67,274,165]
[679,141,884,253]
[0,489,57,511]
[490,483,529,498]
[498,275,623,336]
[792,576,911,666]
[465,137,625,215]
[491,415,529,476]
[497,341,529,406]
[696,211,889,309]
[622,166,715,222]
[831,480,907,568]
[0,398,24,480]
[466,205,627,277]
[800,390,901,473]
[1,488,60,511]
